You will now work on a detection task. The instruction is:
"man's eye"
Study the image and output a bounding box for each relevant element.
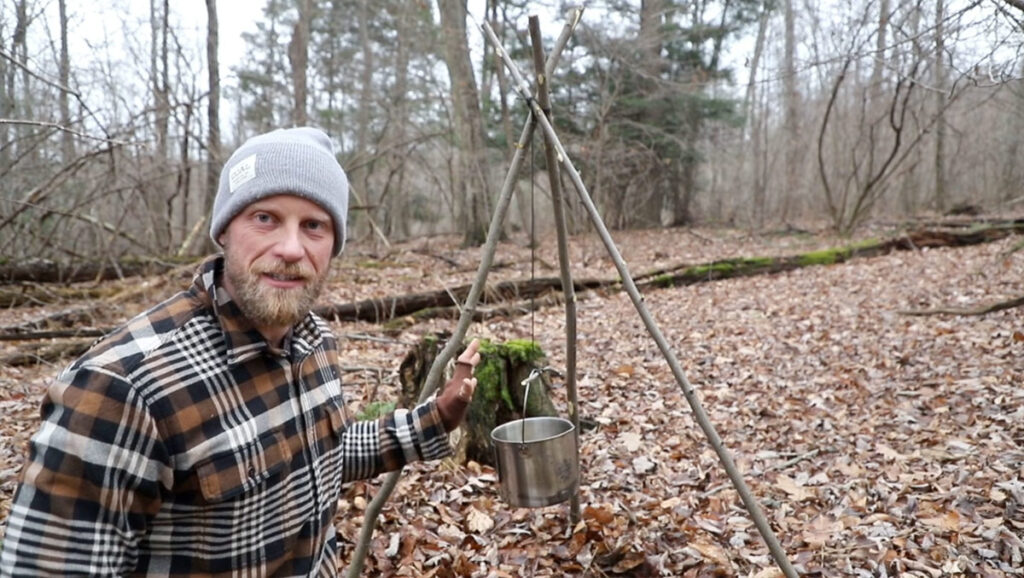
[305,221,324,231]
[255,213,272,223]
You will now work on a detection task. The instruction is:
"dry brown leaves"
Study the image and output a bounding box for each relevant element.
[1,225,1022,577]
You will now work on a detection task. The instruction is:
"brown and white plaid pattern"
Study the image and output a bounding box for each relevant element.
[0,256,451,577]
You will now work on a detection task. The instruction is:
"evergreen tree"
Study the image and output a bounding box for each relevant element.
[565,0,755,229]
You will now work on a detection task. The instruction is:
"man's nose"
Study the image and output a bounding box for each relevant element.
[272,225,305,261]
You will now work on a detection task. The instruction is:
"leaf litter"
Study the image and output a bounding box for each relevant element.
[0,227,1021,576]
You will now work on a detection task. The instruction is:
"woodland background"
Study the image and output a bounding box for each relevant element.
[1,1,1023,577]
[1,0,1024,259]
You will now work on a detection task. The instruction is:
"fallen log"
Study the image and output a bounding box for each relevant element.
[0,257,194,284]
[0,285,119,308]
[635,224,1024,289]
[0,339,92,366]
[4,225,1021,362]
[314,277,609,323]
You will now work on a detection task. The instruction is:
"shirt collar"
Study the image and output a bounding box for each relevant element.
[193,255,326,365]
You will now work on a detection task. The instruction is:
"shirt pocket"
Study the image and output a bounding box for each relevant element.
[317,394,349,456]
[196,427,293,503]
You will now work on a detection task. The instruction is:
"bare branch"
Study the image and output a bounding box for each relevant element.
[0,119,135,146]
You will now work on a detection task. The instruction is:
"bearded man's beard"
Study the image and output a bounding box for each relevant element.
[224,258,326,329]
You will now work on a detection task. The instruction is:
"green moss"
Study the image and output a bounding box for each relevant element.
[797,247,852,266]
[357,401,395,420]
[654,273,675,288]
[738,256,775,267]
[502,339,545,365]
[684,263,728,277]
[849,238,881,252]
[681,257,775,279]
[473,339,545,411]
[474,345,513,410]
[964,223,992,234]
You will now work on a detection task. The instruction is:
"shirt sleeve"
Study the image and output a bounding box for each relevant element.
[338,399,452,483]
[0,366,169,576]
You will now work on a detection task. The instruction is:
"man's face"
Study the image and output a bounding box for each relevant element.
[218,194,335,332]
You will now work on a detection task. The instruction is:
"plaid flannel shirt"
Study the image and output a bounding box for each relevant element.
[0,256,452,577]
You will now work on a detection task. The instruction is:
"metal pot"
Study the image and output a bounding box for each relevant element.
[491,416,578,508]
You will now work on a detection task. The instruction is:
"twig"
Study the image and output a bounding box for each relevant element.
[701,483,732,499]
[0,119,132,146]
[899,294,1024,316]
[768,448,821,472]
[0,329,105,341]
[343,333,404,344]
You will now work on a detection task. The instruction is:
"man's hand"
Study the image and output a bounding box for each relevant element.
[436,339,481,432]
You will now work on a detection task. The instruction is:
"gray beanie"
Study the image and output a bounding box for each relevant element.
[210,127,349,256]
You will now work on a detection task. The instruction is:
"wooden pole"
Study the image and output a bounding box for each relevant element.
[528,14,581,526]
[480,18,800,578]
[344,14,582,576]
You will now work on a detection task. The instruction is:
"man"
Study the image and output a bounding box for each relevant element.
[0,127,480,576]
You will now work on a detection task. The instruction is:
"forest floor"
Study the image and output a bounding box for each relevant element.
[0,223,1022,576]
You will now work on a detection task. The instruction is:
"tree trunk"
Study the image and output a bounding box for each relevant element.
[933,0,948,212]
[58,0,74,164]
[347,0,374,241]
[640,0,667,226]
[205,0,222,238]
[0,2,11,170]
[640,0,665,64]
[487,0,514,155]
[399,336,557,466]
[437,0,493,247]
[152,0,170,162]
[355,0,373,155]
[744,0,771,228]
[782,0,800,221]
[866,0,891,191]
[383,1,411,239]
[869,0,890,103]
[288,0,312,125]
[900,3,923,213]
[12,0,32,164]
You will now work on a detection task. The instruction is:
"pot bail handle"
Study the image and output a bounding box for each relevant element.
[519,369,542,448]
[519,366,563,448]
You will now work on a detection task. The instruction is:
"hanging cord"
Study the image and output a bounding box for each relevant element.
[529,131,537,343]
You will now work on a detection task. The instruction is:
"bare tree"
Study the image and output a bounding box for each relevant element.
[380,0,412,239]
[57,0,73,163]
[205,0,222,223]
[437,0,493,246]
[932,0,948,212]
[288,0,312,125]
[151,0,170,161]
[815,2,964,234]
[743,0,772,228]
[781,0,800,222]
[10,0,36,165]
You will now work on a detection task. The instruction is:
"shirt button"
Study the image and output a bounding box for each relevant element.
[247,465,257,479]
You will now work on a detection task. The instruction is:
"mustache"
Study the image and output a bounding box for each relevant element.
[250,262,315,280]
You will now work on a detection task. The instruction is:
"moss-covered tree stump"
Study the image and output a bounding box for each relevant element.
[399,334,559,466]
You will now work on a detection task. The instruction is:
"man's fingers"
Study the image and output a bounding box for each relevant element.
[456,339,481,368]
[455,350,480,372]
[459,378,477,401]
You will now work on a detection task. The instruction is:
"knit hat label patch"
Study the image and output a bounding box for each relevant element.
[229,154,257,193]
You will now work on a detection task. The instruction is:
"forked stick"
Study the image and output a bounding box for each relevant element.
[480,16,800,578]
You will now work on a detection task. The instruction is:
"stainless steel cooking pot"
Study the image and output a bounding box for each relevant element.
[491,415,578,507]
